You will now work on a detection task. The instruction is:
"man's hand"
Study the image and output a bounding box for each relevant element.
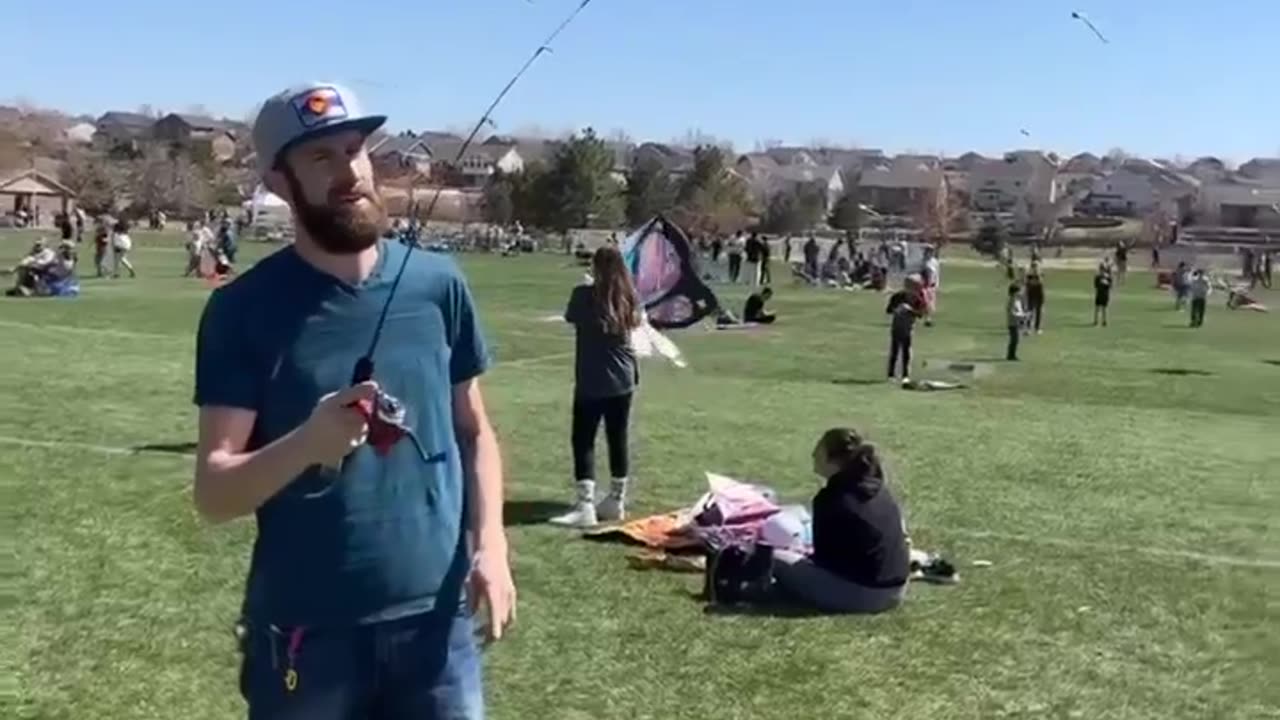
[298,381,378,467]
[468,536,516,643]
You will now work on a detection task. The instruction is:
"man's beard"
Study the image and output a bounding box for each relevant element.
[282,167,388,254]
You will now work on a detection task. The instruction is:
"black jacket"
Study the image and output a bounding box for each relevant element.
[811,466,910,588]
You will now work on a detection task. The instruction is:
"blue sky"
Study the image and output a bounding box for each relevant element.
[6,0,1277,162]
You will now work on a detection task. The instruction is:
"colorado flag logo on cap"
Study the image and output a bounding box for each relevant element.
[291,86,349,128]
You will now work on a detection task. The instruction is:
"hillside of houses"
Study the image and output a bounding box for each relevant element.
[2,102,1278,240]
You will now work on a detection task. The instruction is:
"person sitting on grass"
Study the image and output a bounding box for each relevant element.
[743,287,777,324]
[6,240,56,297]
[770,428,910,614]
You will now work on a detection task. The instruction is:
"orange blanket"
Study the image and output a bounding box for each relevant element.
[582,511,703,551]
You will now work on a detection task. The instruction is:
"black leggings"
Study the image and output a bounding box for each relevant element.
[572,393,632,481]
[888,332,912,378]
[1028,292,1044,331]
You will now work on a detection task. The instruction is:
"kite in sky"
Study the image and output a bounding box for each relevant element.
[621,215,722,330]
[1071,11,1109,44]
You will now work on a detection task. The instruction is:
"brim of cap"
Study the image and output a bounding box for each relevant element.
[272,115,388,168]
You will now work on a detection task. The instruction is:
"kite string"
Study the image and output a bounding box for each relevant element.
[360,0,597,370]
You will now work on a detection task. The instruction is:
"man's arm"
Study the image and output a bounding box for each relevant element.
[193,383,375,524]
[453,378,504,548]
[194,407,316,524]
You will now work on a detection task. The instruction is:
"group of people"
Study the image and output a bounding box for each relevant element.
[6,238,78,297]
[183,218,238,279]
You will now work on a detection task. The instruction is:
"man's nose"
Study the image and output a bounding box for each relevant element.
[330,157,359,188]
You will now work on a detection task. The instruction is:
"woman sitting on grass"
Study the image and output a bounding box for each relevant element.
[771,428,910,614]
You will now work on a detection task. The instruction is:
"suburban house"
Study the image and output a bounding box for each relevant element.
[1186,156,1230,183]
[1197,180,1280,228]
[152,113,237,162]
[1,169,76,218]
[856,165,946,216]
[1237,158,1280,186]
[93,111,154,152]
[735,153,780,184]
[752,164,845,210]
[968,151,1058,217]
[368,132,434,180]
[429,141,524,188]
[1061,152,1104,174]
[632,143,696,175]
[1077,160,1199,219]
[942,152,986,172]
[64,122,96,145]
[481,135,559,167]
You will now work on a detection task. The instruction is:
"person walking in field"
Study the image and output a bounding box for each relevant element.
[554,245,643,528]
[93,219,110,277]
[1092,263,1112,327]
[727,231,745,283]
[110,220,136,278]
[1006,283,1028,361]
[1189,269,1212,328]
[192,83,513,719]
[885,276,924,381]
[1024,261,1045,333]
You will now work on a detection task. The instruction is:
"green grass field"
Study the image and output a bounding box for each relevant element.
[3,229,1278,720]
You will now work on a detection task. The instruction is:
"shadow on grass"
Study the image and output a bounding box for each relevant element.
[1149,367,1213,377]
[1263,360,1280,367]
[132,441,197,454]
[701,600,824,618]
[504,499,566,527]
[831,377,887,386]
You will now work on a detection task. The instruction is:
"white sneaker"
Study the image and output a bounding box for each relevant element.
[549,501,598,528]
[597,494,626,523]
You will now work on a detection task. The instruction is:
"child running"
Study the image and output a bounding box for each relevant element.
[553,246,643,528]
[770,428,910,614]
[1092,262,1112,327]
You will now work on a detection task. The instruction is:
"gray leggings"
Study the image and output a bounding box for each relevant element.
[772,550,906,614]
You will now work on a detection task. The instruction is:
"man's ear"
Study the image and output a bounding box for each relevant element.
[262,168,292,205]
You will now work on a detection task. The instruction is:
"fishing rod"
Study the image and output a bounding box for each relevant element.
[353,0,595,386]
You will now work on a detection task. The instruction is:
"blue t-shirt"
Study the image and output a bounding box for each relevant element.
[193,240,489,628]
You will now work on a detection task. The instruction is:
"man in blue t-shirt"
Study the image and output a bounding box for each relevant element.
[192,83,514,720]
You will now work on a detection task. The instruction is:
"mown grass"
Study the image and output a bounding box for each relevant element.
[2,229,1278,720]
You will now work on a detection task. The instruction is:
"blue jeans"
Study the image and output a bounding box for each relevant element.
[240,606,484,720]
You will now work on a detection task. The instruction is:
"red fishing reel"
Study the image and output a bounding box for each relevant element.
[350,391,410,456]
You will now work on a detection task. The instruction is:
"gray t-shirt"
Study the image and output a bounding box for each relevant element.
[565,284,638,399]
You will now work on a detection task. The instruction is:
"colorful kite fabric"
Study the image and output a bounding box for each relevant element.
[621,215,721,329]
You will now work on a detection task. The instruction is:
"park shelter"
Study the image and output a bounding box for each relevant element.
[0,170,75,218]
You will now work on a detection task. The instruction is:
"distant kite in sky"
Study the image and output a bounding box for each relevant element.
[1020,129,1031,138]
[1071,11,1109,44]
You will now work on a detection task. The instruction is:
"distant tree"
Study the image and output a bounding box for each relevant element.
[61,148,127,215]
[482,171,515,226]
[761,184,826,234]
[671,145,756,236]
[913,182,968,245]
[130,148,212,217]
[542,128,624,231]
[754,138,783,152]
[623,156,675,226]
[829,188,864,231]
[972,219,1007,257]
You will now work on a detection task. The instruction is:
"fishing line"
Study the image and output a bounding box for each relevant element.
[352,0,596,384]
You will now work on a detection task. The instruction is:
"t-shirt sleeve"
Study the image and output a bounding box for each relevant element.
[192,287,262,409]
[564,285,587,324]
[446,270,491,385]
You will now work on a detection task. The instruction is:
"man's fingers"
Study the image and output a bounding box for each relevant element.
[331,381,380,407]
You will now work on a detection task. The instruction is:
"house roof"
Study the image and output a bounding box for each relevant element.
[762,147,816,166]
[165,113,230,131]
[1062,152,1102,172]
[1238,158,1280,181]
[1116,159,1200,190]
[1203,180,1280,206]
[0,169,75,197]
[368,133,431,158]
[96,111,153,129]
[860,166,942,190]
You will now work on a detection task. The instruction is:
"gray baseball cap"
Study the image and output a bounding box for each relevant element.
[251,82,386,175]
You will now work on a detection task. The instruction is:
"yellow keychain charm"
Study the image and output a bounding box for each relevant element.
[284,668,298,693]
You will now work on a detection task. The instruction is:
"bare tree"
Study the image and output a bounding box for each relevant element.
[754,138,783,152]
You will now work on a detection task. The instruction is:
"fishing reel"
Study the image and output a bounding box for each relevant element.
[347,357,411,456]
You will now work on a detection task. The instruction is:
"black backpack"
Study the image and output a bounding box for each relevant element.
[704,543,774,606]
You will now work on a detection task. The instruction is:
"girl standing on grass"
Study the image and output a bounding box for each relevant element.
[1092,262,1112,327]
[110,219,136,279]
[1025,261,1045,333]
[552,246,643,528]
